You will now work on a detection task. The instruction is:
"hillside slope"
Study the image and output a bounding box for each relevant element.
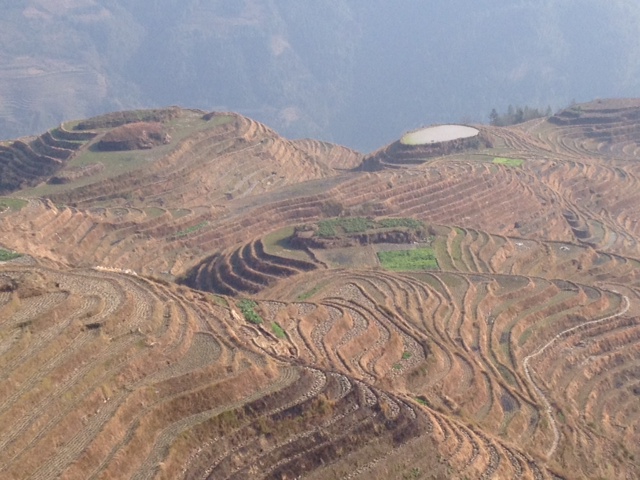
[1,100,640,479]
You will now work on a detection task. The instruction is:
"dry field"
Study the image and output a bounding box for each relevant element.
[1,100,640,479]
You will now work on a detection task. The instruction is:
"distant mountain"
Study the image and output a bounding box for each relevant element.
[3,1,640,150]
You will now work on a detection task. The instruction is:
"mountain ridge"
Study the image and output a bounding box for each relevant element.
[1,98,640,478]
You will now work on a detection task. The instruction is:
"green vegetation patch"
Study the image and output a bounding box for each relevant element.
[497,365,517,387]
[237,299,263,325]
[377,248,438,271]
[450,227,465,265]
[263,225,315,262]
[296,283,325,301]
[20,149,154,197]
[518,329,533,347]
[315,217,423,237]
[263,226,295,249]
[74,108,180,130]
[271,322,286,339]
[206,114,234,127]
[174,221,209,238]
[0,249,22,261]
[22,111,232,199]
[170,209,191,219]
[377,218,423,229]
[493,157,523,167]
[144,207,166,219]
[0,197,28,213]
[50,127,87,143]
[210,294,229,308]
[317,217,375,236]
[316,221,337,237]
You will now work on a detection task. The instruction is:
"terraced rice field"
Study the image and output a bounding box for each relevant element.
[1,100,640,478]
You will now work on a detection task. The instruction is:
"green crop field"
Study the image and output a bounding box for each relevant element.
[173,221,209,238]
[271,322,286,339]
[237,299,263,325]
[316,217,423,237]
[493,157,523,167]
[316,217,376,236]
[377,248,438,271]
[0,249,21,261]
[0,197,28,212]
[377,218,423,229]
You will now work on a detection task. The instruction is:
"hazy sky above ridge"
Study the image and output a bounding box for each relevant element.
[1,1,640,150]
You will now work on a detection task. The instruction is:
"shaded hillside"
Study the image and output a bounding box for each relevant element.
[1,100,640,478]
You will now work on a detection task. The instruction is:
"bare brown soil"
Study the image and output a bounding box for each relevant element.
[2,100,640,479]
[95,122,170,151]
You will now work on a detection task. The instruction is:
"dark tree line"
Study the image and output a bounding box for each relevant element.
[489,105,553,126]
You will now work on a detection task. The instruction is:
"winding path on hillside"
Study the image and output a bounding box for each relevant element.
[522,293,630,458]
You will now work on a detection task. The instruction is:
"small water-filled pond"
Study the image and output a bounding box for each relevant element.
[401,125,479,145]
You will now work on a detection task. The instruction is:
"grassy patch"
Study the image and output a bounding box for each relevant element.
[450,227,464,263]
[237,299,263,325]
[0,197,28,212]
[174,221,209,238]
[50,127,87,143]
[20,149,152,197]
[334,217,376,233]
[205,115,234,127]
[296,283,325,301]
[0,249,21,261]
[210,294,228,308]
[263,225,315,262]
[377,248,438,271]
[170,209,191,219]
[518,328,533,347]
[493,157,523,167]
[378,218,423,229]
[163,113,234,143]
[271,322,286,339]
[72,149,142,170]
[20,112,233,198]
[316,220,337,237]
[497,365,517,387]
[263,226,295,250]
[315,217,423,237]
[144,207,166,219]
[74,109,178,130]
[432,236,453,271]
